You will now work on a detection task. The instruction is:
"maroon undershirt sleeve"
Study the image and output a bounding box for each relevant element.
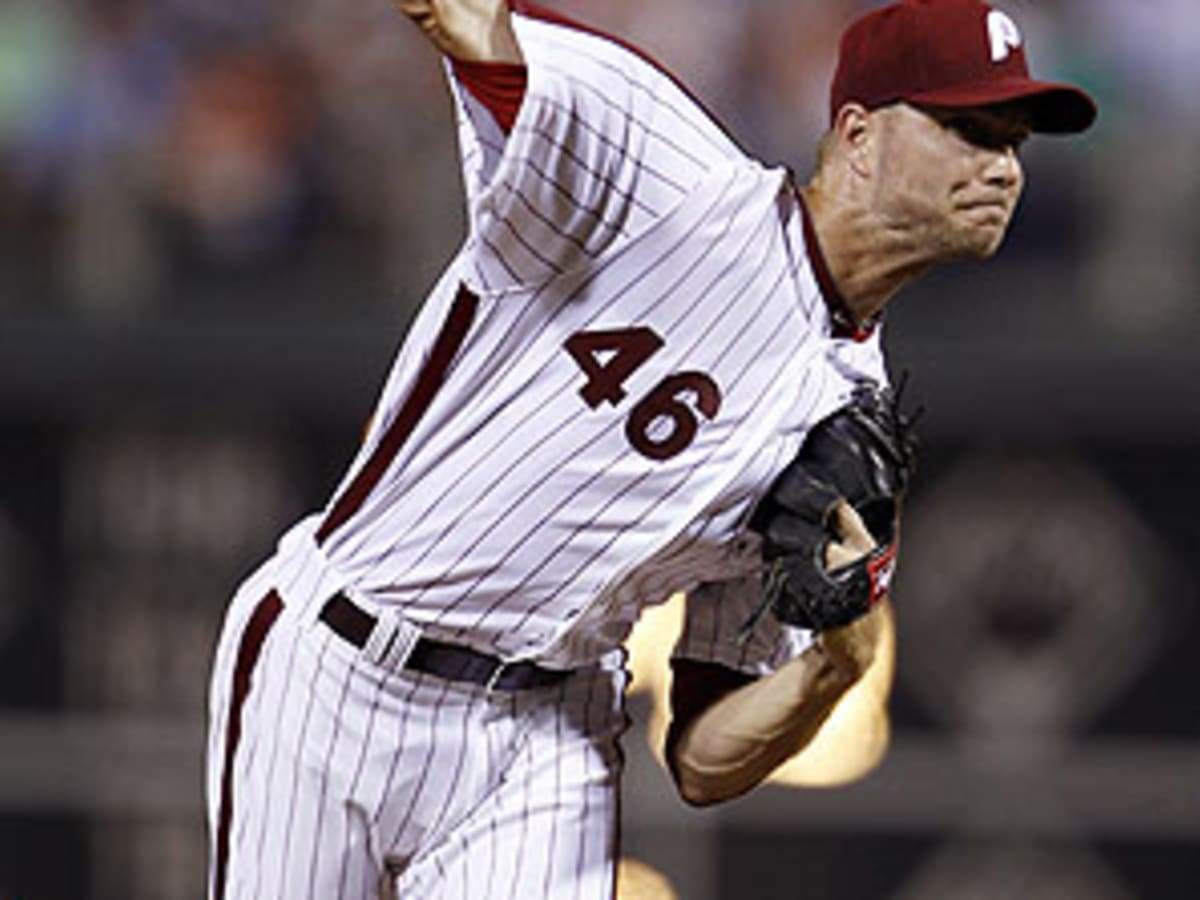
[450,58,529,135]
[663,659,758,784]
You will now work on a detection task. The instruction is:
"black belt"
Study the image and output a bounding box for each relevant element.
[318,592,570,691]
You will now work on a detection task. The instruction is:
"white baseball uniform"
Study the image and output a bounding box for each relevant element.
[207,3,888,898]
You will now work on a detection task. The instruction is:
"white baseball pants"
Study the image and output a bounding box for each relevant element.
[207,565,629,900]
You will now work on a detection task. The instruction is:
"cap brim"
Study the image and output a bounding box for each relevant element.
[908,77,1098,134]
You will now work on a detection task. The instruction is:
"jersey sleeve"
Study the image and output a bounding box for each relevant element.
[672,576,816,677]
[447,8,744,294]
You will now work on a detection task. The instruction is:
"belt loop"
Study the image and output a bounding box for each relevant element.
[362,605,421,673]
[484,661,509,695]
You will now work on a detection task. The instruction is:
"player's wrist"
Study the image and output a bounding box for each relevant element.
[817,602,884,681]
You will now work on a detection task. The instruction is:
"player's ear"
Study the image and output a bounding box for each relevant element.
[832,102,874,179]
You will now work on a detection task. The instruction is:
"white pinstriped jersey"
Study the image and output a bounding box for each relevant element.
[291,10,888,672]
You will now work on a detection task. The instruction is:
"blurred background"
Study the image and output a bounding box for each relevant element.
[0,0,1197,897]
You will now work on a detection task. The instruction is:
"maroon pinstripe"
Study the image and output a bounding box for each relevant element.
[315,285,480,545]
[213,589,283,900]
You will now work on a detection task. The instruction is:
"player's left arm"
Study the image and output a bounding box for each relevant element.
[668,382,915,804]
[666,512,895,807]
[394,0,522,63]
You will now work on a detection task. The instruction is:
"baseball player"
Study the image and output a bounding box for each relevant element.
[205,1,1096,897]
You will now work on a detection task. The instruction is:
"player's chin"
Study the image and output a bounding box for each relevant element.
[950,222,1012,261]
[967,235,1008,260]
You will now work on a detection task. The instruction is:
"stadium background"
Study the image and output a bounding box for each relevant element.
[0,0,1196,897]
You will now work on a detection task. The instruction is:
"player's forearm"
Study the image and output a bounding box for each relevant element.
[670,644,859,806]
[395,0,523,63]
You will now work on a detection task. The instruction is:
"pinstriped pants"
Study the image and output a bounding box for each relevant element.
[207,567,629,900]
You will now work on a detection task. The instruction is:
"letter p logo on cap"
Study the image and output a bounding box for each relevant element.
[987,9,1022,63]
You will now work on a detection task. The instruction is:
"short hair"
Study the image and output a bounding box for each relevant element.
[812,128,838,177]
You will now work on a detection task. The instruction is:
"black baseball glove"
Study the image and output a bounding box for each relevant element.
[745,381,919,633]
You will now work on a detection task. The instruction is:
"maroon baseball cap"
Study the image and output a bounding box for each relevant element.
[830,0,1097,133]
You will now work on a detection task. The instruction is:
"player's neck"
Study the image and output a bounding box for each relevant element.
[800,183,936,325]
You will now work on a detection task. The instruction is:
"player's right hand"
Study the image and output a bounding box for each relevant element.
[394,0,523,64]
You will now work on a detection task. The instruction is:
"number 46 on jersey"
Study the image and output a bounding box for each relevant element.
[564,327,722,462]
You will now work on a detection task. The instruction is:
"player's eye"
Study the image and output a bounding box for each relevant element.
[946,116,1027,153]
[947,117,993,148]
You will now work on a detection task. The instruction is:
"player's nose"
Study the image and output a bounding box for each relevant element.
[983,145,1023,192]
